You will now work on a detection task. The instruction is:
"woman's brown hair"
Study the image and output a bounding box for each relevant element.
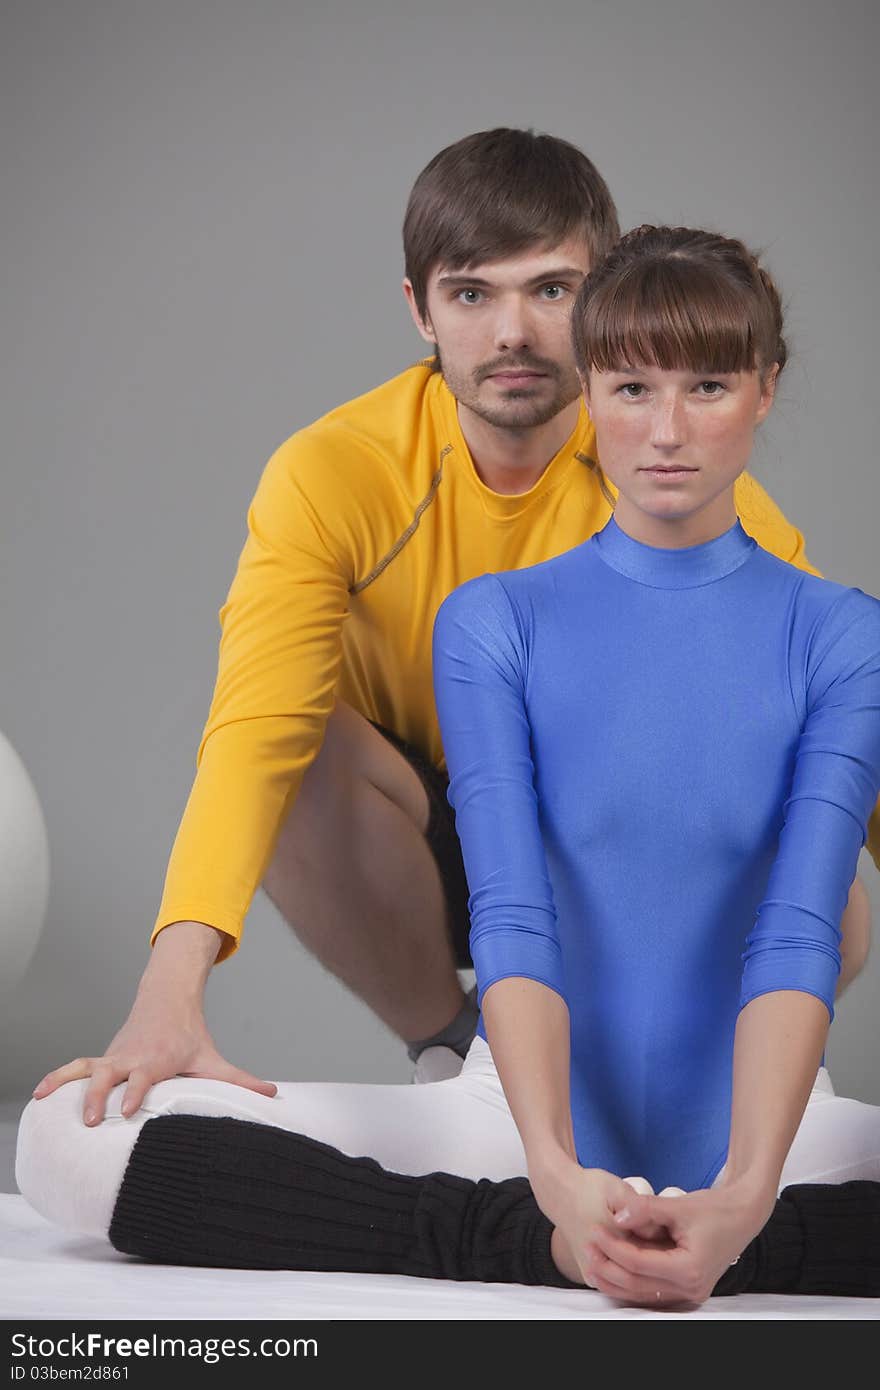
[570,226,787,383]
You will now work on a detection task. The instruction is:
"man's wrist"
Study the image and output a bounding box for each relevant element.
[140,920,224,999]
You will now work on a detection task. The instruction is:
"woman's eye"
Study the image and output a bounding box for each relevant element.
[619,383,646,398]
[698,380,726,395]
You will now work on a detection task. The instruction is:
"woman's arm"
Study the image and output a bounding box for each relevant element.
[836,875,871,995]
[433,579,635,1278]
[583,588,880,1305]
[480,977,635,1283]
[721,989,829,1207]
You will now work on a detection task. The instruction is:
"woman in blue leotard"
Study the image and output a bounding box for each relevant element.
[16,227,880,1309]
[431,225,880,1303]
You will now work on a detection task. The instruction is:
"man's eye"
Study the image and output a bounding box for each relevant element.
[457,288,483,305]
[540,284,566,300]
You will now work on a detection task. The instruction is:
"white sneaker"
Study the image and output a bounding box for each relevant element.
[411,1045,465,1084]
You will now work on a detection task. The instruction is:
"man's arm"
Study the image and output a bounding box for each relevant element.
[37,429,366,1120]
[153,432,357,957]
[33,920,279,1123]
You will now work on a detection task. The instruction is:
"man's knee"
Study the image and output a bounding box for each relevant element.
[263,703,429,891]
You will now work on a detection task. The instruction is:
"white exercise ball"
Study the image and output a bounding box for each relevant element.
[0,730,49,1001]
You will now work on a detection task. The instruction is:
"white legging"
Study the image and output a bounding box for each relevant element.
[15,1037,880,1241]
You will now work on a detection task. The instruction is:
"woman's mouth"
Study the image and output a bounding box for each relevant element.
[640,467,698,479]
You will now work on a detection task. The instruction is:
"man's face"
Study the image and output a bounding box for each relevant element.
[404,236,590,431]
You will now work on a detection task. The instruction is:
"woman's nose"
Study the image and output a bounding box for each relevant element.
[650,394,687,448]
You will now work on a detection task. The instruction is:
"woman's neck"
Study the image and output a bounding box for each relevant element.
[612,489,739,549]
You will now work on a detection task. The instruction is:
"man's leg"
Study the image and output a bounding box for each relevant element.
[262,702,471,1056]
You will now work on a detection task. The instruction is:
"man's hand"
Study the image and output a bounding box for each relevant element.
[31,998,278,1125]
[30,920,278,1124]
[580,1182,771,1307]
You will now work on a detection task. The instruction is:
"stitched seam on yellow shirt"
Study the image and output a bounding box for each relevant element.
[351,445,451,594]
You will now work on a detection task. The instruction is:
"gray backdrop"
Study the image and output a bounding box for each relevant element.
[1,0,878,1099]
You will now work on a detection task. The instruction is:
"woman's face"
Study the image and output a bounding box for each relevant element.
[582,365,778,547]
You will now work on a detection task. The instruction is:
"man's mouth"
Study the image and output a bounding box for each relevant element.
[487,369,547,384]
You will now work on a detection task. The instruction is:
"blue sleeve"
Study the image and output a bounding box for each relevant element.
[432,576,566,1009]
[741,589,880,1020]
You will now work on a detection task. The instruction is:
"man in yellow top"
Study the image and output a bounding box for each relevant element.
[36,128,876,1121]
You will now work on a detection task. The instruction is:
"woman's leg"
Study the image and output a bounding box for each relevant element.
[15,1037,526,1238]
[106,1114,568,1285]
[777,1067,880,1187]
[17,1043,880,1294]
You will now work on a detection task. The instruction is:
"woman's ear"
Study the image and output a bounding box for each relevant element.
[756,362,780,423]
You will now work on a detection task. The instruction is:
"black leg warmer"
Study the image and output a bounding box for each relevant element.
[108,1114,571,1287]
[109,1115,880,1298]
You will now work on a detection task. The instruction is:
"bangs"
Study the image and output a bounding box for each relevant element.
[580,259,762,375]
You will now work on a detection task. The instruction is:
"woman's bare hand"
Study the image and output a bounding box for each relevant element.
[580,1182,770,1307]
[536,1161,658,1287]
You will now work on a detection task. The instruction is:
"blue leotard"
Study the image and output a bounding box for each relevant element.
[432,516,880,1191]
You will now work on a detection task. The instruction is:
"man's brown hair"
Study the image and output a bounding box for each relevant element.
[403,128,620,321]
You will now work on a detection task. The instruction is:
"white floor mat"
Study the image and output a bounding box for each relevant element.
[1,1195,877,1320]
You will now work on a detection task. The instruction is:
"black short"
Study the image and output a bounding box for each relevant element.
[369,722,472,969]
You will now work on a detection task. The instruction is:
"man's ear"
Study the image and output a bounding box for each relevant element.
[402,278,437,347]
[578,369,592,416]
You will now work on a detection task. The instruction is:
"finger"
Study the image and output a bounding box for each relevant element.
[590,1222,689,1280]
[612,1188,651,1221]
[612,1216,671,1244]
[615,1184,671,1242]
[32,1058,95,1098]
[120,1067,160,1119]
[582,1242,686,1307]
[611,1189,666,1237]
[185,1064,278,1098]
[614,1190,682,1234]
[82,1063,132,1125]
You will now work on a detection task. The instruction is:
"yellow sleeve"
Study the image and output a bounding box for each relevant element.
[735,471,880,870]
[152,431,363,961]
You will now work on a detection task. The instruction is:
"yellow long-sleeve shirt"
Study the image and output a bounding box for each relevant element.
[154,362,880,959]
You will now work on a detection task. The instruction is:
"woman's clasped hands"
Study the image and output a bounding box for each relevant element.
[544,1162,772,1309]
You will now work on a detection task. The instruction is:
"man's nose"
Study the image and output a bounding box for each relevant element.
[650,393,687,449]
[493,296,533,353]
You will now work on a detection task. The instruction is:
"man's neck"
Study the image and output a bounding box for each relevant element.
[457,399,582,495]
